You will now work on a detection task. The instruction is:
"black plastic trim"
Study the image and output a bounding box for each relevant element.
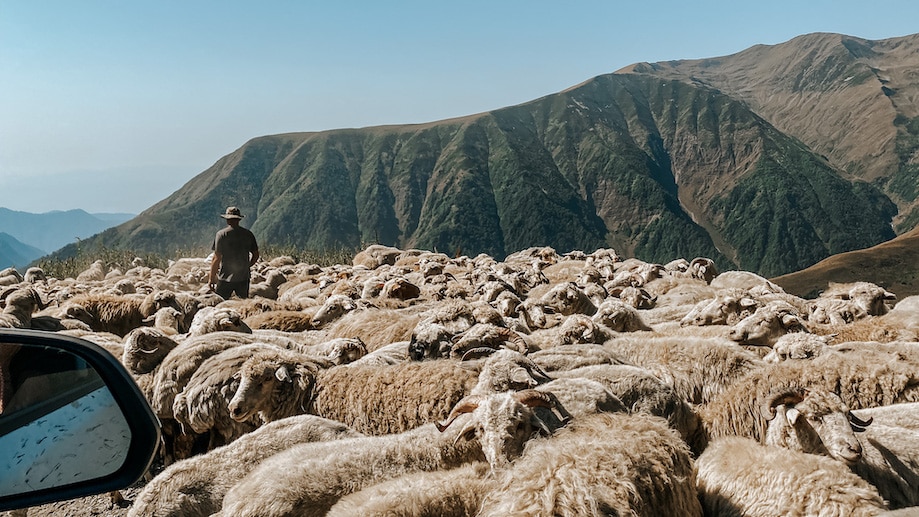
[0,329,161,511]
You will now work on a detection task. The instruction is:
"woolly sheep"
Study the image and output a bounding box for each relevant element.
[477,412,702,517]
[325,463,491,517]
[539,281,597,316]
[554,363,706,455]
[216,390,563,517]
[243,310,314,332]
[695,437,888,517]
[679,288,759,327]
[728,299,809,346]
[527,343,629,372]
[128,414,363,517]
[604,334,765,404]
[186,306,252,337]
[591,297,651,332]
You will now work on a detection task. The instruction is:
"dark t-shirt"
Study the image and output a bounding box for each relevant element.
[212,226,258,282]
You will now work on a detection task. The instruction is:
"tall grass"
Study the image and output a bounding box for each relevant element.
[33,243,359,280]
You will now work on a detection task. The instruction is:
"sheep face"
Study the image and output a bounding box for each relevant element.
[122,327,179,375]
[438,390,556,470]
[228,358,315,424]
[762,389,867,465]
[729,303,808,346]
[311,295,357,327]
[680,291,758,327]
[408,323,453,361]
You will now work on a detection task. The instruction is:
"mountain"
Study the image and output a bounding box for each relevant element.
[0,232,46,270]
[771,225,919,298]
[62,33,919,278]
[0,208,135,256]
[622,32,919,232]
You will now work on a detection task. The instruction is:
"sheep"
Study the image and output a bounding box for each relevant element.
[352,243,403,269]
[216,390,564,517]
[325,463,491,517]
[679,288,759,327]
[128,414,363,517]
[346,340,410,367]
[466,349,553,396]
[224,348,325,425]
[591,297,651,332]
[23,267,46,284]
[821,281,898,316]
[243,310,314,332]
[75,259,106,282]
[171,344,269,445]
[810,296,870,325]
[853,402,919,430]
[728,299,809,347]
[307,359,480,435]
[525,314,617,350]
[0,287,45,328]
[553,363,707,455]
[611,285,658,309]
[407,300,479,360]
[55,290,174,336]
[448,323,528,358]
[847,423,919,509]
[186,306,252,336]
[695,436,888,517]
[762,332,834,362]
[539,281,597,316]
[324,305,422,351]
[310,294,368,327]
[477,412,703,517]
[143,306,183,335]
[604,334,765,404]
[121,326,181,397]
[527,343,629,372]
[726,349,919,410]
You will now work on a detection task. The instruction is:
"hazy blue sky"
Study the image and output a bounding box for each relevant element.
[2,1,917,214]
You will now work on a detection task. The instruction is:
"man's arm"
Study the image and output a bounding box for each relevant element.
[249,248,260,267]
[209,251,221,291]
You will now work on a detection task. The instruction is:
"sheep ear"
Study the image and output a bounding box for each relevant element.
[275,365,291,383]
[510,367,536,387]
[785,407,800,424]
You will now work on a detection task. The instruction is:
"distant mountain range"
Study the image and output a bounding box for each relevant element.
[54,32,919,282]
[0,208,134,268]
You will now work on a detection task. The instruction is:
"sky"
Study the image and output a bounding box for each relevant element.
[1,1,918,215]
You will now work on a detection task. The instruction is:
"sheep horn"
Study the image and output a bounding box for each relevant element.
[761,388,809,420]
[513,389,554,409]
[496,327,528,354]
[848,412,874,430]
[461,347,498,361]
[437,395,485,432]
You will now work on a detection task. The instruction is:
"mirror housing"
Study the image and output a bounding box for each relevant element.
[0,329,160,511]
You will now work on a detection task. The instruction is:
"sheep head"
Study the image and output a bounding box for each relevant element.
[122,327,179,375]
[761,387,867,465]
[436,389,560,470]
[228,352,318,424]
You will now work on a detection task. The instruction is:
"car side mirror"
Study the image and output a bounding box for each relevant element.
[0,329,160,512]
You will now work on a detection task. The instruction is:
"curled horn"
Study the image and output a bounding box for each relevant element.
[462,347,499,361]
[436,395,485,432]
[514,389,569,432]
[760,388,809,420]
[848,412,874,431]
[496,327,528,354]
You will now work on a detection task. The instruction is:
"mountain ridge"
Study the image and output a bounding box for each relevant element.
[55,32,916,282]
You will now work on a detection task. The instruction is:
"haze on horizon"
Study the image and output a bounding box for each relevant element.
[2,1,917,214]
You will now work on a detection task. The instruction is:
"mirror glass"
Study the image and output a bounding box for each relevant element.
[0,343,132,496]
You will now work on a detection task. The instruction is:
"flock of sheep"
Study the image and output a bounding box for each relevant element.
[2,243,919,516]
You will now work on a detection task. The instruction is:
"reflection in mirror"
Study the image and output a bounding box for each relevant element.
[0,343,132,496]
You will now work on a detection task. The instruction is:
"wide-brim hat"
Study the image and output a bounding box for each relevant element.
[220,206,244,219]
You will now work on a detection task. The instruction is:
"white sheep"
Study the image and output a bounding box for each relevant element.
[477,412,702,516]
[216,390,564,517]
[128,414,363,517]
[695,436,888,516]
